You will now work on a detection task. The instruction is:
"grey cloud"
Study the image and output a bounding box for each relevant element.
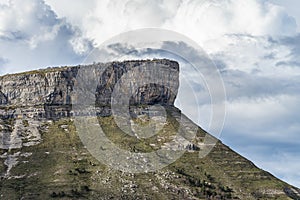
[0,31,28,41]
[107,43,140,56]
[161,41,211,65]
[0,0,93,75]
[0,25,85,74]
[207,34,300,101]
[0,57,8,65]
[280,34,300,61]
[276,61,300,67]
[263,52,276,60]
[0,57,9,74]
[222,69,300,100]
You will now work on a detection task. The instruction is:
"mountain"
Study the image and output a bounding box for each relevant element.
[0,59,299,199]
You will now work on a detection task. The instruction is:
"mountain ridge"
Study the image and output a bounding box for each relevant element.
[0,59,299,199]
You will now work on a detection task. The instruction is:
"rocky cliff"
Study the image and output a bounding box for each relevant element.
[0,59,178,120]
[0,59,178,152]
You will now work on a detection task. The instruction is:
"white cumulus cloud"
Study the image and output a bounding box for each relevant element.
[0,0,92,74]
[45,0,298,49]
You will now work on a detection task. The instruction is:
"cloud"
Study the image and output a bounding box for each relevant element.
[46,0,163,47]
[165,0,297,44]
[0,57,8,65]
[222,69,300,100]
[44,0,298,51]
[280,34,300,62]
[0,0,92,74]
[270,0,300,32]
[0,0,61,48]
[223,94,300,141]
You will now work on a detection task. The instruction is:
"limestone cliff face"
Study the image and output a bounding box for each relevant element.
[0,59,179,119]
[0,59,178,150]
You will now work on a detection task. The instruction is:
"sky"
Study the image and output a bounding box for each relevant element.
[0,0,300,187]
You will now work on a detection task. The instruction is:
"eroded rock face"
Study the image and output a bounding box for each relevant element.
[0,89,8,105]
[0,59,179,150]
[94,59,179,106]
[0,59,179,120]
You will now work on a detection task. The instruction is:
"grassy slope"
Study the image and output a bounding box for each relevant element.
[0,113,296,200]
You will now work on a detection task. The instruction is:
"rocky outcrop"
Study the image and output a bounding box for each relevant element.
[0,89,8,105]
[0,59,179,150]
[0,59,179,120]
